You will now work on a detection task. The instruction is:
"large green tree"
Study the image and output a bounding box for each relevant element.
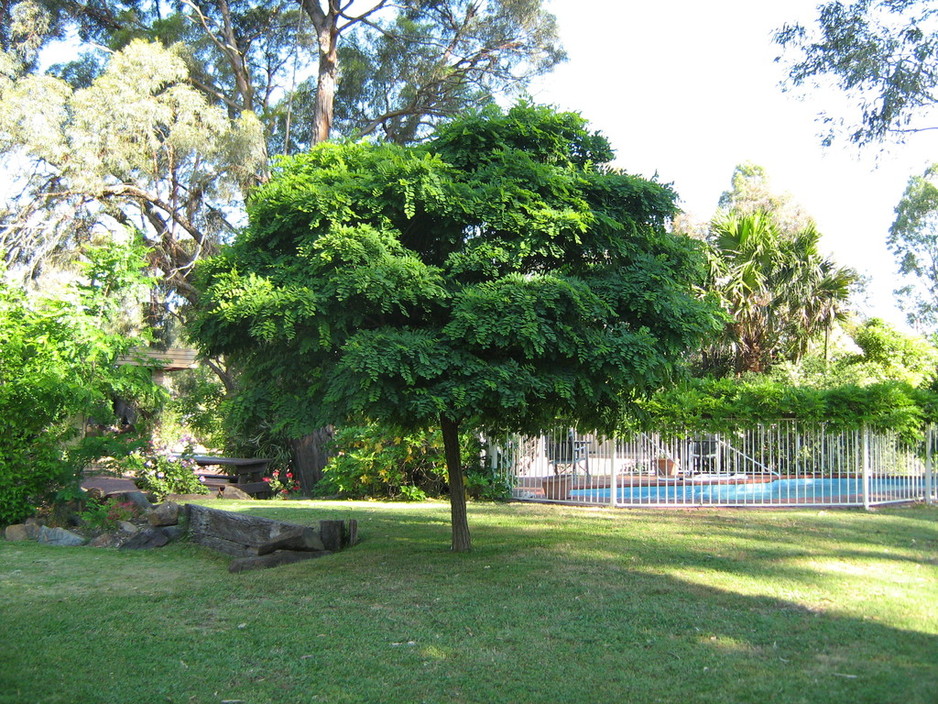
[775,0,938,146]
[190,104,722,551]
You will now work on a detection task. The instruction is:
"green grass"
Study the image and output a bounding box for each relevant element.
[1,501,937,704]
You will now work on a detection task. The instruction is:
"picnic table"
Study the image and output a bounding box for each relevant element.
[190,455,274,498]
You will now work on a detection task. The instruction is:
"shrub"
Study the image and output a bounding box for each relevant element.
[264,468,302,499]
[638,375,934,442]
[121,444,208,500]
[79,497,143,532]
[0,240,161,526]
[316,423,484,500]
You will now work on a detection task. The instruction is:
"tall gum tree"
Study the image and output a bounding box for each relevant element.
[190,104,723,551]
[0,40,266,296]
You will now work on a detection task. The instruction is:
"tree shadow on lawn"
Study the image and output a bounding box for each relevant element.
[1,502,937,703]
[216,500,938,570]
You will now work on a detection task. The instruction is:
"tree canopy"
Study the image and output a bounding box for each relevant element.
[190,104,723,550]
[0,39,266,299]
[2,0,563,149]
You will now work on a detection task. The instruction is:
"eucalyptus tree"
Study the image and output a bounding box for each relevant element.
[775,2,938,335]
[0,40,266,301]
[10,0,563,150]
[0,0,563,300]
[190,104,723,551]
[717,162,813,234]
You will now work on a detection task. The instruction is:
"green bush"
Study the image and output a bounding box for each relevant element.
[79,497,144,532]
[0,240,162,525]
[316,423,486,500]
[638,375,935,442]
[0,287,150,524]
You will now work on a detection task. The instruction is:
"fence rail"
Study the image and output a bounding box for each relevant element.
[502,423,937,508]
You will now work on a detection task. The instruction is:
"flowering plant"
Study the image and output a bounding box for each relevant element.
[123,442,208,500]
[264,468,302,499]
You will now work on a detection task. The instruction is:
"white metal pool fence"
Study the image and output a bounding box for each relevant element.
[501,423,937,508]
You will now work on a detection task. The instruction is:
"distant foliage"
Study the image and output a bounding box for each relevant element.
[889,164,938,332]
[776,0,938,146]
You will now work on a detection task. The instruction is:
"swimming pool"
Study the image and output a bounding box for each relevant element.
[569,476,922,505]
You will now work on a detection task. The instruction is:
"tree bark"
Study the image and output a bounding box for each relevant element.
[290,426,334,492]
[441,414,471,552]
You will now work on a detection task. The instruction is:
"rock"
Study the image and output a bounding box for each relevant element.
[36,526,86,547]
[217,485,253,500]
[119,527,170,550]
[110,491,152,510]
[23,520,42,540]
[148,501,180,527]
[161,525,185,542]
[187,504,325,557]
[4,524,29,541]
[89,532,121,548]
[118,521,139,534]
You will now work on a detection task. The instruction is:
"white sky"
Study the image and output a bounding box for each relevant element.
[531,0,938,331]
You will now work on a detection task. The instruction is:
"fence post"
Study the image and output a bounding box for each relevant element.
[610,437,617,508]
[862,426,871,510]
[925,425,935,504]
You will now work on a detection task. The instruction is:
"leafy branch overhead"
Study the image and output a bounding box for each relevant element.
[775,0,938,146]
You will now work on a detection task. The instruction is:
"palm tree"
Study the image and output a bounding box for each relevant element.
[704,212,856,374]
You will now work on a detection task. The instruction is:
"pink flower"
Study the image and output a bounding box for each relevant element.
[263,477,271,483]
[286,472,293,479]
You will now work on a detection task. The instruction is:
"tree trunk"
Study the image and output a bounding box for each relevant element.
[441,414,471,552]
[312,24,338,143]
[301,0,341,145]
[290,426,334,492]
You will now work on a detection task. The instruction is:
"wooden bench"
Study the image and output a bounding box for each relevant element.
[189,456,274,499]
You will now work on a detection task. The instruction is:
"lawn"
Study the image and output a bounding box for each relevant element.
[1,500,936,704]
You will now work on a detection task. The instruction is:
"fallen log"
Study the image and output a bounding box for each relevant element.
[185,504,357,567]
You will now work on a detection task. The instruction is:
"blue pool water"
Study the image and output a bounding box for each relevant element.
[569,476,920,504]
